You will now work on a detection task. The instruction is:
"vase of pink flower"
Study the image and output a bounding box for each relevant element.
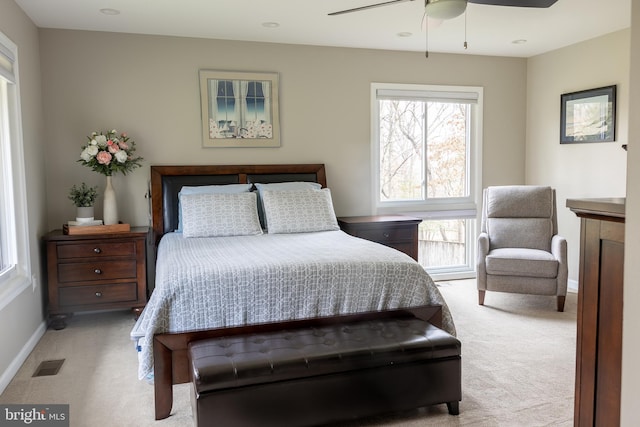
[78,129,143,224]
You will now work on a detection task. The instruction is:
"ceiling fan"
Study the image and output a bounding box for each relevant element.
[329,0,558,20]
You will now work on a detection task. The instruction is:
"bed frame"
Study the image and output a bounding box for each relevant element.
[148,164,443,420]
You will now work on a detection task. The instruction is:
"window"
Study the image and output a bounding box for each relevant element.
[0,31,31,310]
[372,83,483,279]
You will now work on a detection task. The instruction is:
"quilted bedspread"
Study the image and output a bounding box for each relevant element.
[131,230,455,380]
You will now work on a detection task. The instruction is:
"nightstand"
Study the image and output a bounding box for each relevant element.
[44,227,148,329]
[337,215,422,261]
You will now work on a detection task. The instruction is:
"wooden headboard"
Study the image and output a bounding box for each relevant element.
[150,164,327,243]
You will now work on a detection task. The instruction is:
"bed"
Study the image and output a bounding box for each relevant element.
[130,164,455,420]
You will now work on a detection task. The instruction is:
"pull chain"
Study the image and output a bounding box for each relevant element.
[425,15,429,58]
[463,10,468,50]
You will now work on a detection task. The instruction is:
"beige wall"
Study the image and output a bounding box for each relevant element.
[3,0,640,421]
[38,29,527,230]
[527,24,640,423]
[0,1,47,387]
[621,0,640,422]
[526,30,630,285]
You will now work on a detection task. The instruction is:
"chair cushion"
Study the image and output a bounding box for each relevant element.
[486,218,552,251]
[486,248,558,278]
[486,186,552,218]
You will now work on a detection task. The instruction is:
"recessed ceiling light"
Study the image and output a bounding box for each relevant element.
[397,32,413,38]
[512,39,527,45]
[100,8,120,16]
[262,22,280,28]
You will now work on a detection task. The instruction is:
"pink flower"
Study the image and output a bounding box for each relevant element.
[108,143,120,154]
[96,151,112,165]
[118,141,129,150]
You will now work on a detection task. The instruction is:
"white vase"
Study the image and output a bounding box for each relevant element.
[103,176,118,225]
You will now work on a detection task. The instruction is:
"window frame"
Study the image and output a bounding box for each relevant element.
[370,83,483,279]
[0,30,32,311]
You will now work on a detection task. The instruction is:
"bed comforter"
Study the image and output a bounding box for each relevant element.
[131,230,455,380]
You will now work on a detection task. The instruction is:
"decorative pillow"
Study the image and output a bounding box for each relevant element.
[176,184,252,232]
[261,188,340,234]
[180,192,263,238]
[254,181,322,229]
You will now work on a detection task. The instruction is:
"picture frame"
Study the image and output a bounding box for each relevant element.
[560,85,616,144]
[199,70,281,148]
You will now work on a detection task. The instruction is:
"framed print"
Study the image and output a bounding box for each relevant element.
[199,70,281,147]
[560,85,616,144]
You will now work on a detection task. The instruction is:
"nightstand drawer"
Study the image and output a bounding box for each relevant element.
[57,241,136,259]
[58,283,138,306]
[44,227,149,329]
[57,260,137,283]
[355,227,414,243]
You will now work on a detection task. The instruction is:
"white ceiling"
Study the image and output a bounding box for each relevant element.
[15,0,631,57]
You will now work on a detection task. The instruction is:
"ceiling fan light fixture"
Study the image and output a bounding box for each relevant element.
[425,0,467,20]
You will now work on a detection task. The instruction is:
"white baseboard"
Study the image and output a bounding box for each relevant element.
[568,279,579,293]
[0,320,47,394]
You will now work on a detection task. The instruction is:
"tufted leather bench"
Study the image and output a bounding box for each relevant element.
[188,317,461,426]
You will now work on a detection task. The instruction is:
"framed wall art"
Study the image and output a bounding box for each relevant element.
[560,85,616,144]
[199,70,281,147]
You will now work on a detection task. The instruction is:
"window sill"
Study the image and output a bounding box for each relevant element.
[0,272,31,312]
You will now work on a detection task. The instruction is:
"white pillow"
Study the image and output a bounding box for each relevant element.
[176,184,252,232]
[254,181,322,229]
[180,192,263,238]
[254,181,322,193]
[261,188,340,234]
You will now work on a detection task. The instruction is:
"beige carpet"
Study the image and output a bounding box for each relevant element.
[0,279,576,426]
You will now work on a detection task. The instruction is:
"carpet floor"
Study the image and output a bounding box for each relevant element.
[0,279,576,426]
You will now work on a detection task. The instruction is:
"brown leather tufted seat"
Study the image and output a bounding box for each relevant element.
[188,318,461,426]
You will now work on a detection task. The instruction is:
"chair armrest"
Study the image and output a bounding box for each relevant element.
[477,232,489,258]
[476,232,490,289]
[551,234,567,263]
[551,234,568,295]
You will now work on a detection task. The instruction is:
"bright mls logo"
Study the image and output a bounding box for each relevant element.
[0,405,68,426]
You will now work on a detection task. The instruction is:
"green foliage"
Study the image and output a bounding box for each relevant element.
[68,182,99,207]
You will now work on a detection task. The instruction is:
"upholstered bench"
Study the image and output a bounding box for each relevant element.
[188,317,461,427]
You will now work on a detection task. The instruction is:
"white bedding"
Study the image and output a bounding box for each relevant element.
[131,230,455,380]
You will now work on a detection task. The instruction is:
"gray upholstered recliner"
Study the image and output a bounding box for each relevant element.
[476,185,568,312]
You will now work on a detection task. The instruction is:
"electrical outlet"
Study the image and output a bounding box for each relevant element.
[32,274,38,291]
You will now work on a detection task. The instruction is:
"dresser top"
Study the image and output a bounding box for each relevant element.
[566,198,625,220]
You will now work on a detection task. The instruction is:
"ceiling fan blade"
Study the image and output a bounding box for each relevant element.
[468,0,557,7]
[329,0,415,16]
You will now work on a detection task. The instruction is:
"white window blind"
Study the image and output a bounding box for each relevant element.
[376,88,479,104]
[0,42,15,83]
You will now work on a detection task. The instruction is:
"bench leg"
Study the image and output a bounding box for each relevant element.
[447,401,460,415]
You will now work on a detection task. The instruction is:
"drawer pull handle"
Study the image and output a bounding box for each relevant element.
[383,232,390,238]
[95,292,102,298]
[94,269,102,275]
[93,248,102,254]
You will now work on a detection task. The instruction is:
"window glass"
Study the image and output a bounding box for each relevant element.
[0,31,31,308]
[0,76,14,279]
[372,84,482,279]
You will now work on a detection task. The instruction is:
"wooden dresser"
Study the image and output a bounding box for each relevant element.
[44,227,148,329]
[567,198,624,427]
[337,215,422,261]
